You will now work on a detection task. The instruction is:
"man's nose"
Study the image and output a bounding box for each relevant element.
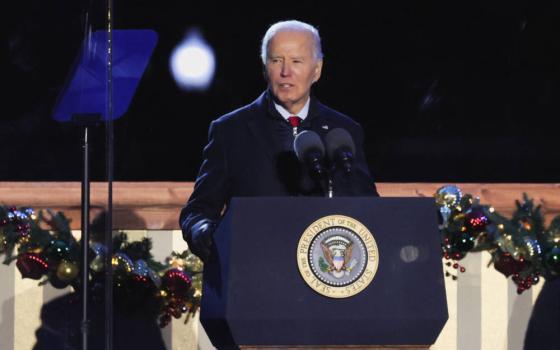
[280,62,291,77]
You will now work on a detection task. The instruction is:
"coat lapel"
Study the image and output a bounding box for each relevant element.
[246,92,282,162]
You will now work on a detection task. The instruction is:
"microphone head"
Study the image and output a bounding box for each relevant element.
[325,128,355,161]
[294,130,325,161]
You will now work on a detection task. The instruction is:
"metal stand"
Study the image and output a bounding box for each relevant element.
[53,25,156,350]
[72,114,101,350]
[79,122,92,350]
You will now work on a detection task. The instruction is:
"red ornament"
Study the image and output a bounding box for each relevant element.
[453,252,465,260]
[494,253,525,277]
[16,253,49,280]
[511,274,536,293]
[465,209,489,232]
[162,269,192,299]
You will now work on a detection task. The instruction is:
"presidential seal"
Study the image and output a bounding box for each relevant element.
[297,215,379,298]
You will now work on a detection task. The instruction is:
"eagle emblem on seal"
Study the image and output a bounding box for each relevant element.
[319,235,358,279]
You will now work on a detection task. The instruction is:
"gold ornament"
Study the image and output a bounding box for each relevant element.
[191,274,203,294]
[452,213,466,222]
[56,260,79,282]
[18,235,30,244]
[511,247,525,260]
[30,246,44,254]
[496,234,517,256]
[90,255,105,273]
[184,254,204,272]
[167,256,186,269]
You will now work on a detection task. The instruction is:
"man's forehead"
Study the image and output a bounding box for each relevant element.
[268,31,315,53]
[271,30,313,42]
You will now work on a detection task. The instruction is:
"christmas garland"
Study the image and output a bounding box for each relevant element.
[435,185,560,293]
[0,206,202,327]
[2,187,560,329]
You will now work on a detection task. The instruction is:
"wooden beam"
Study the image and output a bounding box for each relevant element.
[379,183,560,219]
[1,182,559,230]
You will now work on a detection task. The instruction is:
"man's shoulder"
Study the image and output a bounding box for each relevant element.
[315,100,362,129]
[213,93,266,127]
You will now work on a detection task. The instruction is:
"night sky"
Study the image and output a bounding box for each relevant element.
[2,1,559,182]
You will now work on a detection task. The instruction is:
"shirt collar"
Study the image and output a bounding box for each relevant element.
[273,97,311,121]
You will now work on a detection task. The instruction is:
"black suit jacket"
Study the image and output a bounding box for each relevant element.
[180,91,378,247]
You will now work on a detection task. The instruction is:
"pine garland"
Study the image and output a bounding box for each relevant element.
[436,185,560,293]
[0,206,202,327]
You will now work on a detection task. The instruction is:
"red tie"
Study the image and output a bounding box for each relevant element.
[287,116,302,136]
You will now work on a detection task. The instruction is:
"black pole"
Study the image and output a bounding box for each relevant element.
[81,125,91,350]
[104,101,114,350]
[104,1,114,348]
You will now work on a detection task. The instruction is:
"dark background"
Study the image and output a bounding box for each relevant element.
[2,0,559,182]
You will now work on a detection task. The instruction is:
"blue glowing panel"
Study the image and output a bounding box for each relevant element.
[53,29,158,122]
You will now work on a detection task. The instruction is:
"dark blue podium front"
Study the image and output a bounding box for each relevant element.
[200,197,448,348]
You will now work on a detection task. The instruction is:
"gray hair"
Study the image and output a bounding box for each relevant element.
[260,20,323,64]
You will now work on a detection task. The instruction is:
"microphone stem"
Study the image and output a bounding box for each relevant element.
[327,177,333,198]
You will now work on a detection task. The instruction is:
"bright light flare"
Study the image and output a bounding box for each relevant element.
[170,30,216,91]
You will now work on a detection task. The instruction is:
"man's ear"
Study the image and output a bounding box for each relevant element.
[262,64,268,82]
[313,59,323,83]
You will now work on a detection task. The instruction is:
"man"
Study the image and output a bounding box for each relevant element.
[180,20,378,262]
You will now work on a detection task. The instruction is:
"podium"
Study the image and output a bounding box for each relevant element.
[201,197,448,349]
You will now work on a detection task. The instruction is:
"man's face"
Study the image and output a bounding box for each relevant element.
[265,30,323,114]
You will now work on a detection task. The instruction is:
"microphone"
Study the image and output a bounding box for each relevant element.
[293,130,326,176]
[325,128,355,173]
